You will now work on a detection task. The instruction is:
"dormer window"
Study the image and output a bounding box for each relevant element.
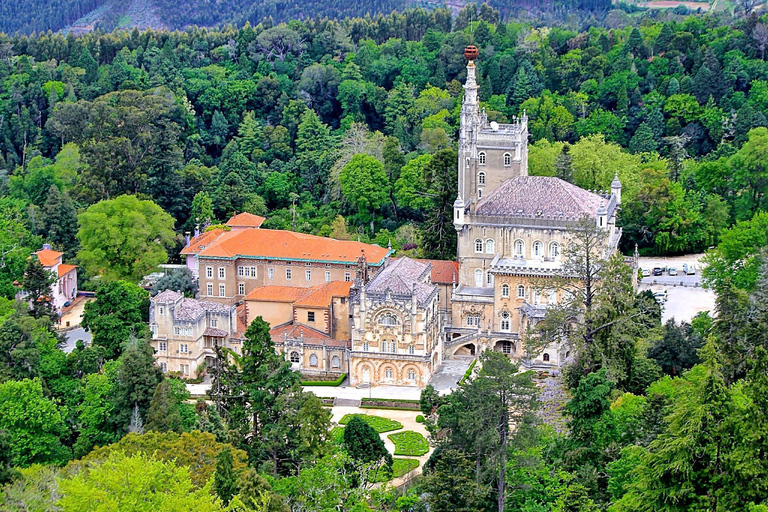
[478,152,486,165]
[504,153,512,166]
[478,171,486,185]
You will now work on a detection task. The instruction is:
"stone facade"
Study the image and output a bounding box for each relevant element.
[447,50,622,369]
[349,257,443,387]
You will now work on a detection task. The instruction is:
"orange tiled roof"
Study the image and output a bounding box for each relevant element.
[293,281,353,308]
[57,263,77,278]
[181,228,227,256]
[226,212,266,228]
[270,322,348,347]
[36,249,63,267]
[418,259,459,285]
[245,285,311,303]
[198,229,390,265]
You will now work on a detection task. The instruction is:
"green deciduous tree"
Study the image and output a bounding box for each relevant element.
[77,195,176,282]
[339,154,390,233]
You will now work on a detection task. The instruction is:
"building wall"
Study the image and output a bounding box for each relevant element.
[198,258,363,304]
[331,296,350,341]
[278,343,347,375]
[293,306,329,333]
[245,300,293,327]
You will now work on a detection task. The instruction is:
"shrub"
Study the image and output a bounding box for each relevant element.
[339,414,402,433]
[301,373,347,386]
[416,415,425,423]
[388,431,430,456]
[374,458,419,482]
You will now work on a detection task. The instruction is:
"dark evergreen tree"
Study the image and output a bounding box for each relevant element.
[213,446,239,506]
[112,337,163,431]
[146,379,184,433]
[21,255,56,320]
[40,185,79,261]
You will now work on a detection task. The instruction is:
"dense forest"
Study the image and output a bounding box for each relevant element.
[2,3,768,510]
[0,0,616,35]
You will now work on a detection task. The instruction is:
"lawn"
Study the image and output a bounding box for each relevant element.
[339,414,403,433]
[388,430,430,456]
[330,426,344,444]
[374,458,420,482]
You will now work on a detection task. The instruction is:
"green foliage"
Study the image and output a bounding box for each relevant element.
[57,451,225,511]
[300,373,346,386]
[81,281,150,359]
[151,268,198,297]
[213,446,239,505]
[146,379,184,433]
[77,195,176,283]
[0,378,71,466]
[112,337,163,431]
[415,415,424,423]
[0,199,41,299]
[21,255,56,321]
[338,414,403,433]
[69,431,248,488]
[459,359,476,385]
[388,431,429,456]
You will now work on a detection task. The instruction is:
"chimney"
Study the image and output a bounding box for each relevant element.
[42,243,51,250]
[194,223,200,238]
[185,232,191,246]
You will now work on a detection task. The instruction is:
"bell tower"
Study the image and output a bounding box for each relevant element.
[458,46,481,208]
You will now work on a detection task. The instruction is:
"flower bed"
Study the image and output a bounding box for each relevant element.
[338,414,403,433]
[301,373,347,386]
[388,430,429,456]
[359,398,421,410]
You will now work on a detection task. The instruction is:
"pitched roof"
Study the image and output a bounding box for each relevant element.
[365,257,437,305]
[245,286,311,303]
[294,281,353,308]
[270,322,348,347]
[57,264,77,278]
[152,290,231,321]
[475,176,606,221]
[181,228,227,256]
[36,249,63,267]
[414,259,459,285]
[226,212,266,228]
[197,228,390,265]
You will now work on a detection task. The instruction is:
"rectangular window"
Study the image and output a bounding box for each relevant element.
[218,267,225,279]
[268,267,274,279]
[237,266,245,277]
[210,318,218,327]
[305,270,311,281]
[174,326,180,335]
[250,266,257,277]
[159,341,167,352]
[158,306,164,315]
[286,269,292,280]
[363,342,369,352]
[180,344,188,354]
[160,362,167,373]
[466,315,481,327]
[219,284,225,297]
[181,364,189,375]
[325,271,331,282]
[238,282,245,295]
[308,311,315,322]
[207,283,213,296]
[344,272,351,282]
[205,266,213,278]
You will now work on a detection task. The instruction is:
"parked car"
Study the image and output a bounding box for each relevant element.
[683,263,696,275]
[652,267,663,276]
[641,268,651,278]
[668,267,678,276]
[654,291,668,303]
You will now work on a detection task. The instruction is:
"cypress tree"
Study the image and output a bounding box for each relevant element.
[21,255,56,320]
[214,446,239,505]
[146,380,184,433]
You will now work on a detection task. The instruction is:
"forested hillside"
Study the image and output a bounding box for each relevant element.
[0,0,110,35]
[3,5,768,510]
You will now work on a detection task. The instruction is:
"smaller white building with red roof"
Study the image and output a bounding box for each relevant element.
[34,244,78,314]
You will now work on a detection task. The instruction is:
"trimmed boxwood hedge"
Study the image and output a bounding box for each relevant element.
[339,414,403,433]
[301,373,346,386]
[388,430,430,456]
[374,458,420,482]
[459,360,477,385]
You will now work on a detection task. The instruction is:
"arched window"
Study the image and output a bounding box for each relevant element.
[501,284,510,298]
[500,311,511,331]
[550,242,560,259]
[466,314,481,327]
[475,238,483,253]
[543,353,550,362]
[475,269,483,287]
[407,369,416,381]
[309,354,318,367]
[384,368,394,380]
[533,241,543,257]
[478,171,486,185]
[486,239,495,254]
[478,152,486,165]
[503,153,512,166]
[514,240,524,256]
[290,351,300,363]
[331,355,340,368]
[381,342,388,353]
[517,285,526,298]
[378,312,400,326]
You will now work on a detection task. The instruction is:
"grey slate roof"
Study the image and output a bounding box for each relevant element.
[153,289,230,321]
[475,176,607,221]
[365,257,437,305]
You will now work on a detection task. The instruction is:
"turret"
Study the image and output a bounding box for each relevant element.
[611,172,622,206]
[453,194,465,230]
